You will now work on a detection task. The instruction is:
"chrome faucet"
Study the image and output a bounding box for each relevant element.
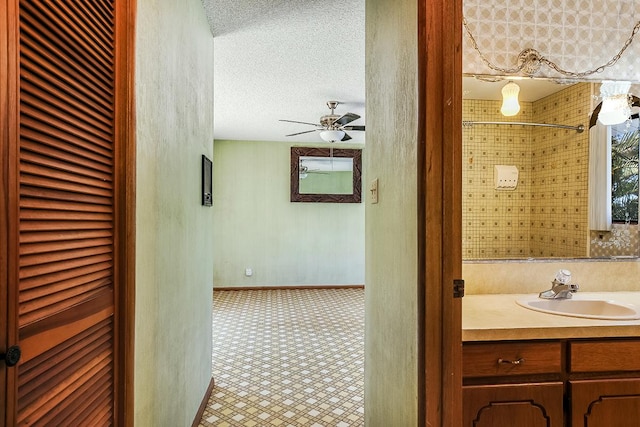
[539,269,579,299]
[539,281,580,299]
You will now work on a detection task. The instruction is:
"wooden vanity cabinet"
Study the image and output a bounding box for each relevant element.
[463,341,565,426]
[463,339,640,427]
[568,340,640,427]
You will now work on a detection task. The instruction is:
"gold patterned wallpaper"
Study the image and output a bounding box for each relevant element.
[463,83,591,258]
[463,1,640,80]
[463,82,640,259]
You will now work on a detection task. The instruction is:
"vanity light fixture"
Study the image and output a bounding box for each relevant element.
[500,81,520,116]
[598,80,632,126]
[319,129,345,143]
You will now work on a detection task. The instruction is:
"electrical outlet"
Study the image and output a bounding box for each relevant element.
[245,268,253,277]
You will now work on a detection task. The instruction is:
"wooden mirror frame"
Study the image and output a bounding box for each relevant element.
[290,147,362,203]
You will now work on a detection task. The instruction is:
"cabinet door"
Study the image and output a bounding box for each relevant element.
[570,379,640,427]
[464,382,564,427]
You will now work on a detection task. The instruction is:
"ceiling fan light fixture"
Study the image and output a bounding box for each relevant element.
[319,129,345,143]
[500,81,521,117]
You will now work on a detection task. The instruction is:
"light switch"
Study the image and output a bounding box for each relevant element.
[370,178,379,204]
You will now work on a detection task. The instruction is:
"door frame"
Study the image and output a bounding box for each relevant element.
[418,0,463,425]
[0,0,18,423]
[113,1,137,425]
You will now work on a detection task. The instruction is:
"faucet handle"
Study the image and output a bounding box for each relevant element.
[555,269,572,284]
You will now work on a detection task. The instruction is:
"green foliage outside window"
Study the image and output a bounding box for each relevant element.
[611,122,639,223]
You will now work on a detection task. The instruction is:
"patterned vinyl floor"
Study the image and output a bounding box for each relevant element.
[199,288,365,427]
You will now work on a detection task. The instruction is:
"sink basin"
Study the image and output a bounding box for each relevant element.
[516,297,640,320]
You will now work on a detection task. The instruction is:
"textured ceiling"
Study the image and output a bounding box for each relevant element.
[203,0,366,144]
[203,1,639,144]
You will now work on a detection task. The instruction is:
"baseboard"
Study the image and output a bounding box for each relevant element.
[214,284,365,291]
[192,377,215,427]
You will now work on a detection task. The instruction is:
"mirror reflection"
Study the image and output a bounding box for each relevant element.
[462,76,640,260]
[299,156,354,195]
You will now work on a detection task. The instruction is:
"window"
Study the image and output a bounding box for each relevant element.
[611,117,639,223]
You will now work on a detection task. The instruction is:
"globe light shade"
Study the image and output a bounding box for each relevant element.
[500,81,521,117]
[319,130,345,143]
[598,81,632,126]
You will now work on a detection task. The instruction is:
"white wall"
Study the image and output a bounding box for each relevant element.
[365,0,419,424]
[134,0,214,425]
[212,140,365,287]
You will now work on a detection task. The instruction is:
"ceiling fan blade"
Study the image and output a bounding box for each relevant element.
[341,132,352,142]
[333,112,360,126]
[279,119,320,127]
[343,125,365,131]
[285,129,318,137]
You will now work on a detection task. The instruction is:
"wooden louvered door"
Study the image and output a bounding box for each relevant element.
[2,0,135,425]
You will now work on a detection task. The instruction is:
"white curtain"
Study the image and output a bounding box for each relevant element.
[588,123,612,231]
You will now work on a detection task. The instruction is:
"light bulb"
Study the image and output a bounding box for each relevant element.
[500,82,521,117]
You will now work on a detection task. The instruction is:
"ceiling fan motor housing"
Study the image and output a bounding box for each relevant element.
[321,114,342,128]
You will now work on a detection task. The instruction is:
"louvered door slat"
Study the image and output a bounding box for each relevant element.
[21,50,112,115]
[21,175,112,197]
[21,244,112,267]
[20,254,113,280]
[16,0,117,423]
[21,209,113,222]
[69,387,112,426]
[21,2,112,86]
[21,81,113,141]
[71,1,114,44]
[21,118,113,159]
[21,104,112,150]
[18,322,111,400]
[51,370,112,426]
[20,272,111,303]
[21,151,112,182]
[43,2,114,63]
[22,82,113,135]
[21,141,112,176]
[21,236,113,255]
[20,229,112,244]
[20,188,112,209]
[19,262,112,292]
[20,24,112,100]
[18,350,112,424]
[21,199,113,215]
[18,320,111,385]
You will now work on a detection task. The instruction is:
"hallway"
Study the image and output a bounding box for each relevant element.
[199,288,365,426]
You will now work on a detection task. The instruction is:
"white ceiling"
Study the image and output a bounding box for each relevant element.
[203,0,366,144]
[202,1,578,145]
[462,76,575,102]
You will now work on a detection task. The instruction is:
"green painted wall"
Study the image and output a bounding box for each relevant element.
[134,0,214,425]
[212,140,365,287]
[365,0,419,424]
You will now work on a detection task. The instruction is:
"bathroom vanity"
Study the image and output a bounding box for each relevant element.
[463,293,640,426]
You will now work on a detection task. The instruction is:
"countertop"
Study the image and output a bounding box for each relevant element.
[463,292,640,342]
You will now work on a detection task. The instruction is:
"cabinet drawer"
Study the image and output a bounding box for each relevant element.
[464,382,564,427]
[570,340,640,373]
[463,341,562,378]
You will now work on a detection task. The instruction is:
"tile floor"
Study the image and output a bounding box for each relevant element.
[199,288,365,427]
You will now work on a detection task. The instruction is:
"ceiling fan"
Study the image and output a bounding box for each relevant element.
[280,101,365,142]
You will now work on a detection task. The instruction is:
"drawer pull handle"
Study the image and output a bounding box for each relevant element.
[497,358,525,365]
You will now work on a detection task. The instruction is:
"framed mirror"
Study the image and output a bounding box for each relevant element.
[290,147,362,203]
[462,76,640,260]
